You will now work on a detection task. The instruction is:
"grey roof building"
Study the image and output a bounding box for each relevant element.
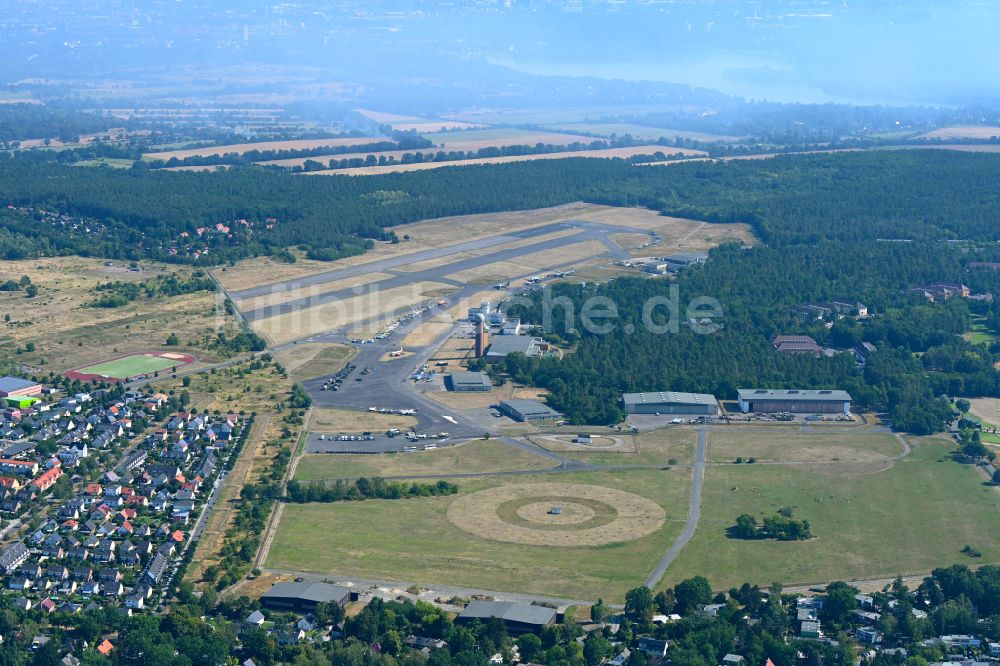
[261,582,352,612]
[0,376,41,398]
[485,336,546,360]
[0,542,29,575]
[498,399,561,422]
[446,371,493,392]
[457,600,557,634]
[737,389,852,414]
[622,391,719,415]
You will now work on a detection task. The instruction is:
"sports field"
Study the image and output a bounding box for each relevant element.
[70,352,190,381]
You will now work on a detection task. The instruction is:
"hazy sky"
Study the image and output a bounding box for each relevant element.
[4,0,999,107]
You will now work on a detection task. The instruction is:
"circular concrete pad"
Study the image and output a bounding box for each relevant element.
[447,483,666,547]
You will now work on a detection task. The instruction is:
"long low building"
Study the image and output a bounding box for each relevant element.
[622,391,719,415]
[737,389,852,414]
[260,581,352,612]
[0,376,42,399]
[457,600,558,634]
[499,399,561,422]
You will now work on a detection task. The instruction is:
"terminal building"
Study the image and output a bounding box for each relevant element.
[737,389,853,414]
[446,371,493,392]
[498,399,561,422]
[622,391,719,415]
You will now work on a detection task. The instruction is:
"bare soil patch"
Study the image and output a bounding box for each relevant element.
[968,397,1000,428]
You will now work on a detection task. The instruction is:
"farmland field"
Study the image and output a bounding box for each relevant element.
[143,137,384,161]
[660,437,1000,589]
[266,468,692,599]
[308,145,703,176]
[917,125,1000,140]
[421,128,598,147]
[544,122,742,143]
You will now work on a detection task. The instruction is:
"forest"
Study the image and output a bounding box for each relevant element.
[3,149,1000,264]
[503,241,1000,432]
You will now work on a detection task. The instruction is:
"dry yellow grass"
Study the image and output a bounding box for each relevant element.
[428,389,502,410]
[306,145,701,176]
[968,398,1000,428]
[917,125,1000,140]
[185,415,271,583]
[402,321,454,348]
[447,483,666,547]
[253,281,458,345]
[234,272,395,311]
[306,407,417,433]
[273,343,355,383]
[0,257,238,372]
[144,137,383,161]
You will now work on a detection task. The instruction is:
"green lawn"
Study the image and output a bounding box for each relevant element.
[268,468,691,599]
[544,122,741,143]
[77,353,180,379]
[661,438,1000,590]
[964,315,998,345]
[706,430,902,463]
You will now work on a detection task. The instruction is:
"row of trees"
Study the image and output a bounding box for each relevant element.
[286,477,458,503]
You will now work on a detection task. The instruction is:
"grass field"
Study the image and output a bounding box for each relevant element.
[273,343,355,383]
[0,257,239,372]
[967,398,1000,430]
[661,437,1000,589]
[706,430,902,465]
[963,315,998,345]
[267,468,692,599]
[74,353,183,379]
[294,439,555,481]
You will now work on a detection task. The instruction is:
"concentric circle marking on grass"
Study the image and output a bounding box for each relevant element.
[447,483,666,547]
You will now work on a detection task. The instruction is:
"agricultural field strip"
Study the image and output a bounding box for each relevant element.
[142,136,385,160]
[306,146,704,176]
[237,221,638,322]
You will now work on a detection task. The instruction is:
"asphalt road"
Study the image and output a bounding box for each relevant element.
[644,427,708,588]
